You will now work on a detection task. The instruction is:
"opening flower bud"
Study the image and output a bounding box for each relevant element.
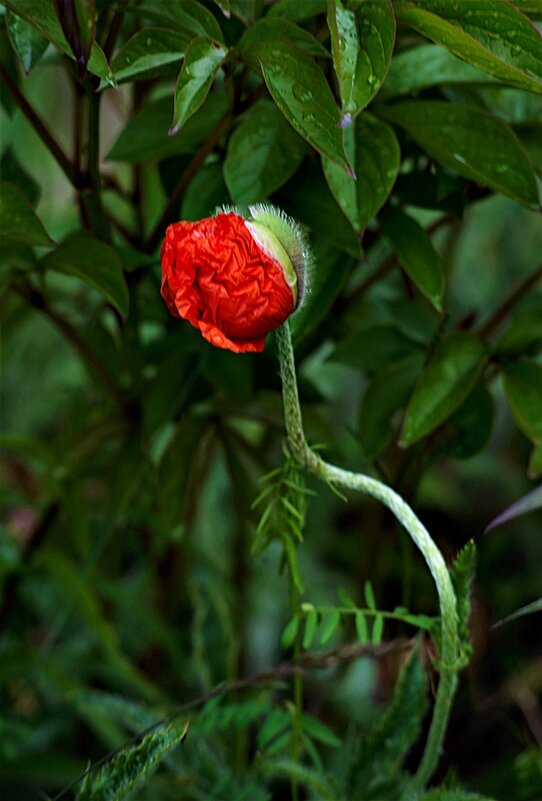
[160,207,309,354]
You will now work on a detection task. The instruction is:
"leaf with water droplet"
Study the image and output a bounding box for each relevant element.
[328,0,395,120]
[394,0,542,96]
[245,41,351,173]
[170,38,227,135]
[323,112,400,233]
[379,100,539,209]
[109,28,189,85]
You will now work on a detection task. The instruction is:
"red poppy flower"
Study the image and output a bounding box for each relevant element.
[160,211,299,353]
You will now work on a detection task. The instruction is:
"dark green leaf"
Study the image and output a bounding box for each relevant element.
[380,206,444,310]
[380,43,499,101]
[359,353,425,459]
[137,0,225,43]
[439,383,495,459]
[52,0,96,79]
[529,443,542,478]
[6,9,48,73]
[2,0,114,84]
[211,0,231,18]
[268,0,327,21]
[379,100,539,210]
[400,332,488,446]
[0,181,53,247]
[170,38,228,135]
[496,305,542,356]
[323,112,400,234]
[332,325,422,373]
[76,723,188,801]
[224,105,306,203]
[503,360,542,442]
[246,41,351,173]
[230,0,256,25]
[275,161,360,258]
[40,233,129,318]
[181,161,230,220]
[239,17,329,61]
[328,0,395,122]
[289,239,354,340]
[394,0,542,95]
[109,28,188,85]
[303,608,319,649]
[107,92,228,162]
[1,148,40,205]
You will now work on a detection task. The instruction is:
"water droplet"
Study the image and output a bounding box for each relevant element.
[452,152,467,165]
[494,164,509,174]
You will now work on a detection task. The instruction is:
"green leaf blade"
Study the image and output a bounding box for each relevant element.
[400,332,488,447]
[6,8,48,73]
[41,233,129,318]
[323,112,400,234]
[328,0,395,121]
[224,105,307,203]
[0,181,54,247]
[248,41,351,173]
[170,38,228,135]
[394,0,542,95]
[380,207,444,310]
[379,100,539,209]
[109,28,188,85]
[503,360,542,443]
[76,723,188,801]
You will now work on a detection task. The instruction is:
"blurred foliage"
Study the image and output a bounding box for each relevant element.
[1,1,542,799]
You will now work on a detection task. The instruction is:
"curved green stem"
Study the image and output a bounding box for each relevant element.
[276,323,460,797]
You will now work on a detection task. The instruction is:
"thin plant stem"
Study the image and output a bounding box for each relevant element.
[275,322,460,797]
[17,282,126,410]
[0,62,75,183]
[478,262,542,340]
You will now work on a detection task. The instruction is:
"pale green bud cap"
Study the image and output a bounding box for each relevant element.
[248,204,311,308]
[245,219,298,306]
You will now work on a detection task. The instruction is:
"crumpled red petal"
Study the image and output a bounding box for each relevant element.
[160,212,295,353]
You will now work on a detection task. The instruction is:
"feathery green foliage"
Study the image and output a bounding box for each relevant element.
[76,723,188,801]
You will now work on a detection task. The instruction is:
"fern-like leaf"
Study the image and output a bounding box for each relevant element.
[76,722,188,801]
[339,649,428,799]
[451,540,476,647]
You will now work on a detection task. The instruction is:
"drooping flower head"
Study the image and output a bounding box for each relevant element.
[160,205,309,353]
